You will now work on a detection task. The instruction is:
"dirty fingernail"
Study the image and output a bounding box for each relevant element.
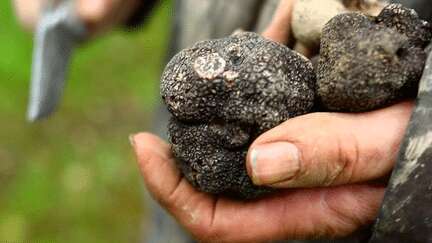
[249,142,300,185]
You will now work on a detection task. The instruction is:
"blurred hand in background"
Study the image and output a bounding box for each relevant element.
[13,0,141,34]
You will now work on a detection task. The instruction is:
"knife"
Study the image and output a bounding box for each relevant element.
[27,0,87,122]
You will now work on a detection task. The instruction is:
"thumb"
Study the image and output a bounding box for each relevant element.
[246,101,414,188]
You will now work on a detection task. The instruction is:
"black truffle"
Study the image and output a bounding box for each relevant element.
[317,4,432,112]
[161,32,316,199]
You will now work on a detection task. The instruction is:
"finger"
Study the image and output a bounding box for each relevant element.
[13,0,44,30]
[201,184,385,242]
[77,0,138,33]
[131,132,185,204]
[246,101,414,188]
[262,0,296,44]
[131,133,214,232]
[77,0,110,24]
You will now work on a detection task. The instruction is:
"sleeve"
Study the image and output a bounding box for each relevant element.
[124,0,159,29]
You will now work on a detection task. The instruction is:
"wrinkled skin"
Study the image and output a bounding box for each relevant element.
[161,32,316,198]
[318,4,432,112]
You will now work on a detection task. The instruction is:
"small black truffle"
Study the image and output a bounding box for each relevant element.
[161,32,316,199]
[317,4,432,112]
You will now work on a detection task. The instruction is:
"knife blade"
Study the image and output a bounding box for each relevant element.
[27,0,87,122]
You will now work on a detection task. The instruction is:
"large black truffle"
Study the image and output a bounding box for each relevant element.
[161,32,316,199]
[317,4,432,112]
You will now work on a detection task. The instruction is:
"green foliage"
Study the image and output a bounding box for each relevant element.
[0,1,172,242]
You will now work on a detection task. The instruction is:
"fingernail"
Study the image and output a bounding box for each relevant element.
[249,142,300,185]
[129,134,136,147]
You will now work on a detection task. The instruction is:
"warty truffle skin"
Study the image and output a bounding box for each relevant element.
[317,4,432,112]
[161,32,316,199]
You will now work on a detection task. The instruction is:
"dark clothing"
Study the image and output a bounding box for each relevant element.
[125,0,159,28]
[392,0,432,21]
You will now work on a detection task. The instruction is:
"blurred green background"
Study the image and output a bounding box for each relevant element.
[0,1,172,242]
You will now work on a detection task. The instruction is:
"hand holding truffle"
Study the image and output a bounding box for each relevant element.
[160,4,431,199]
[131,102,412,242]
[132,2,431,242]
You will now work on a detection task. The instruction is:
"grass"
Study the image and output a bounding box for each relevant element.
[0,1,172,242]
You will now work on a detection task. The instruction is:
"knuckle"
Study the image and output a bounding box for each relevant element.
[326,132,359,185]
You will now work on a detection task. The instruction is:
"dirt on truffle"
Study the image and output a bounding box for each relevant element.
[317,4,432,112]
[161,32,316,199]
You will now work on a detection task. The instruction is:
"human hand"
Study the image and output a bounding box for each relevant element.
[131,101,412,243]
[131,1,414,241]
[13,0,140,34]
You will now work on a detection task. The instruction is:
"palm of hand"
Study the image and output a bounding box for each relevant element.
[133,133,384,243]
